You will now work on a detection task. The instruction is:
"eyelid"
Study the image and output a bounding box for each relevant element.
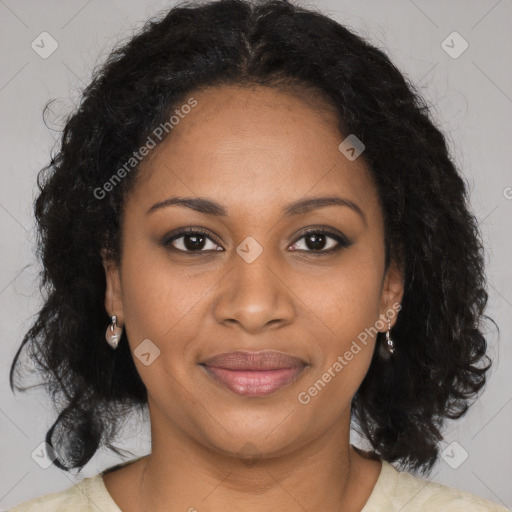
[162,226,353,253]
[163,227,224,250]
[292,226,351,244]
[289,227,353,253]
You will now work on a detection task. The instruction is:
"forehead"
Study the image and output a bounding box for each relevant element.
[130,84,381,222]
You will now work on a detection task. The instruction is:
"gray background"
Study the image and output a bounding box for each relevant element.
[1,0,511,509]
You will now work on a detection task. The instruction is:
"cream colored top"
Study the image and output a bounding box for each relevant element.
[8,458,510,511]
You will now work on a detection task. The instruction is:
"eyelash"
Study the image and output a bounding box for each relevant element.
[163,227,353,255]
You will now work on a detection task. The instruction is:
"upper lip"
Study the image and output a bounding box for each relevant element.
[200,350,307,370]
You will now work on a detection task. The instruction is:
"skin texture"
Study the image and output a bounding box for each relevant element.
[102,84,404,512]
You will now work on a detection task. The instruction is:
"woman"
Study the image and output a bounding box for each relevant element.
[8,0,508,510]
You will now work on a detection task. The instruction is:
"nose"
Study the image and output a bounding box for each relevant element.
[213,248,296,334]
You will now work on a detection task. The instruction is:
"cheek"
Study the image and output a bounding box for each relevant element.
[300,266,382,410]
[118,246,213,401]
[301,255,384,401]
[119,236,211,352]
[315,259,383,339]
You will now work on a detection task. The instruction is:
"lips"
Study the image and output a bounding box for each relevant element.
[200,351,308,397]
[201,350,307,370]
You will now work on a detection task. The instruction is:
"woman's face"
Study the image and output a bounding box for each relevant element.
[103,84,403,459]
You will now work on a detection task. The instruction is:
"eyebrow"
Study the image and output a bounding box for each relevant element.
[146,195,366,225]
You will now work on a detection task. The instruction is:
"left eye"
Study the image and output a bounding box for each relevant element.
[289,230,352,253]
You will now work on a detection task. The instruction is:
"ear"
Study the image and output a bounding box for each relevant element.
[379,258,404,330]
[101,249,124,327]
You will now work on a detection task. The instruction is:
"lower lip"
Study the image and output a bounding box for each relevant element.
[201,365,306,397]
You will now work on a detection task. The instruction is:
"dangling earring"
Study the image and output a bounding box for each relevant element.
[385,315,395,355]
[106,315,123,349]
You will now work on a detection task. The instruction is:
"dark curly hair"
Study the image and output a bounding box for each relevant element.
[10,0,494,476]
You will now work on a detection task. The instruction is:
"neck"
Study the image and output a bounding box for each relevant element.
[134,402,381,512]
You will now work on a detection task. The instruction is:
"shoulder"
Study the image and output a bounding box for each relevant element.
[7,474,121,512]
[363,460,510,512]
[8,456,148,511]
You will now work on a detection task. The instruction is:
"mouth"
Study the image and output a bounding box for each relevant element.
[199,350,309,397]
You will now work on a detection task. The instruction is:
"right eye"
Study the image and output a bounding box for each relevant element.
[163,228,224,253]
